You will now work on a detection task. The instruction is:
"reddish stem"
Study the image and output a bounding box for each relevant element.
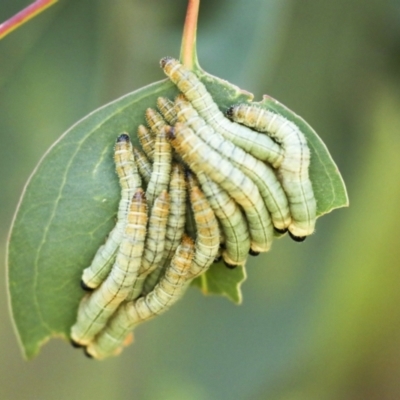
[180,0,200,69]
[0,0,58,40]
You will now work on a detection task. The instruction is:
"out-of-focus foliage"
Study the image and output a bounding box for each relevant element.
[1,0,399,399]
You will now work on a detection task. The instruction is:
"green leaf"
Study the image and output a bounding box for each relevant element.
[7,63,347,359]
[191,263,246,305]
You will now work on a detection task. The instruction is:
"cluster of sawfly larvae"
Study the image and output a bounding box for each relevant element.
[70,57,317,360]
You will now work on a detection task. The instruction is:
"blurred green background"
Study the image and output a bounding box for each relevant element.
[1,0,400,399]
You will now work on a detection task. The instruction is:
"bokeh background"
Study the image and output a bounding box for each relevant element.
[1,0,400,399]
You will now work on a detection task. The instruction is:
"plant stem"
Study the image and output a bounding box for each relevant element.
[0,0,58,40]
[180,0,200,69]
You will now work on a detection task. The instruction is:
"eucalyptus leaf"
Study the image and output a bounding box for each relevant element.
[7,63,347,360]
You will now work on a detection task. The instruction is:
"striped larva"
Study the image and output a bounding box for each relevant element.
[160,57,284,167]
[81,133,141,290]
[157,97,178,125]
[145,127,172,207]
[186,174,220,278]
[85,235,195,360]
[71,189,148,346]
[194,170,250,267]
[142,163,187,294]
[227,104,317,239]
[168,123,273,253]
[174,96,291,232]
[137,125,155,162]
[145,108,169,136]
[132,147,152,185]
[129,190,170,300]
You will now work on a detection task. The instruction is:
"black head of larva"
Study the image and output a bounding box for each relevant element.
[160,56,174,69]
[184,167,194,180]
[166,126,176,140]
[214,254,222,263]
[248,249,260,256]
[70,338,84,348]
[288,231,307,242]
[132,188,146,202]
[225,106,235,119]
[83,348,94,359]
[116,133,130,143]
[80,280,94,292]
[224,261,237,269]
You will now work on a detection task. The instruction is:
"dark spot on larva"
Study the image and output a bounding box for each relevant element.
[166,126,176,140]
[226,106,235,119]
[224,261,237,269]
[274,227,288,234]
[80,280,94,292]
[70,339,83,348]
[249,249,260,256]
[288,231,306,242]
[84,348,94,359]
[214,255,222,263]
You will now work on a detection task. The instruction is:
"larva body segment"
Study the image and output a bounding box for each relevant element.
[174,96,291,232]
[145,108,169,136]
[169,123,273,253]
[186,175,220,278]
[160,57,284,167]
[81,134,141,290]
[132,147,152,185]
[129,190,170,300]
[142,163,187,293]
[195,171,250,266]
[70,189,148,346]
[157,97,178,125]
[85,236,195,360]
[137,125,155,162]
[228,104,317,238]
[145,127,172,207]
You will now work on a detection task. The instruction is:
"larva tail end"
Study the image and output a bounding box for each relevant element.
[274,227,288,234]
[249,249,260,256]
[288,231,307,242]
[80,280,94,292]
[116,133,130,143]
[160,56,175,69]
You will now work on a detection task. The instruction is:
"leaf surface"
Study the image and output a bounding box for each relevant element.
[7,65,347,359]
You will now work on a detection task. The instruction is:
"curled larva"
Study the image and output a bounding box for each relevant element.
[129,190,170,300]
[227,104,317,239]
[70,189,148,346]
[186,174,220,278]
[174,95,291,232]
[137,124,155,162]
[81,133,141,290]
[142,163,187,294]
[145,127,172,207]
[194,170,250,267]
[160,57,283,167]
[157,97,178,125]
[85,235,195,360]
[168,122,273,253]
[132,147,152,185]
